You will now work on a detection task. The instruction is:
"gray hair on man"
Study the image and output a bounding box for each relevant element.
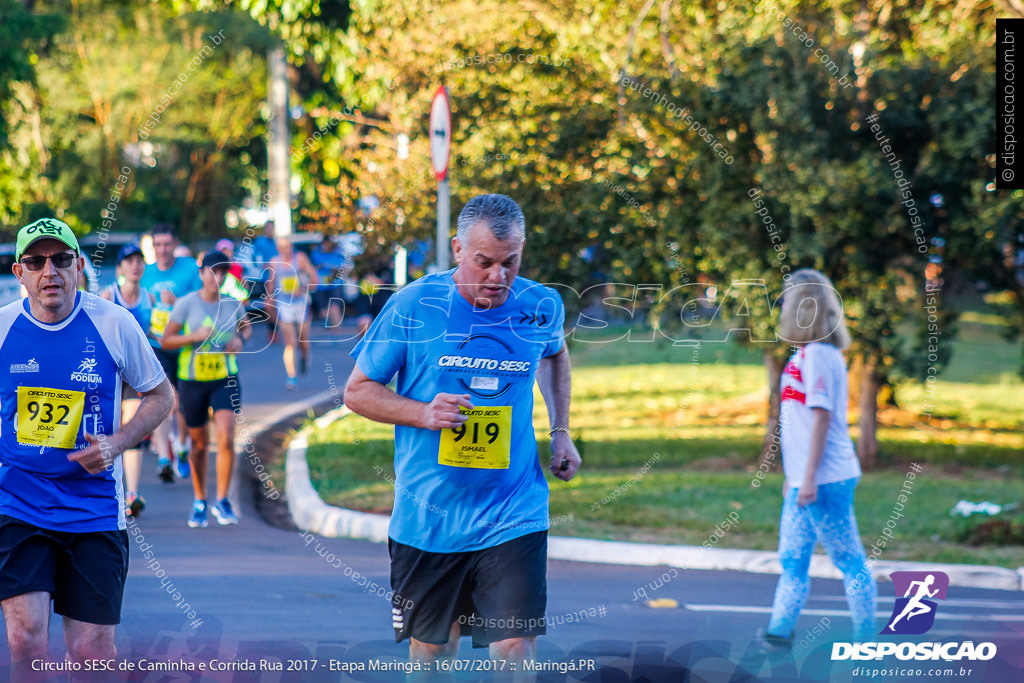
[456,194,525,245]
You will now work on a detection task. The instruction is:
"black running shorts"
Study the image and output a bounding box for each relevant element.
[0,514,129,625]
[153,347,181,390]
[178,376,240,428]
[389,530,547,648]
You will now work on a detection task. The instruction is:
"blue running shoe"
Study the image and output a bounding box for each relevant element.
[188,500,208,528]
[175,453,191,479]
[211,498,239,525]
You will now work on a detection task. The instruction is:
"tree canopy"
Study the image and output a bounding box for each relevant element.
[1,0,1020,459]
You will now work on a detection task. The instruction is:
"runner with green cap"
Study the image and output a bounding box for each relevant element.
[0,217,174,677]
[14,217,81,260]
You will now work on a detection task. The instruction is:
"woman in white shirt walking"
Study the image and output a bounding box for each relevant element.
[764,269,876,647]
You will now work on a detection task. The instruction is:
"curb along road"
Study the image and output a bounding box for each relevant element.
[279,407,1024,593]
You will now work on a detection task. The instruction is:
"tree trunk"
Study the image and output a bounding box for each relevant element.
[847,354,863,405]
[760,351,785,461]
[856,358,881,469]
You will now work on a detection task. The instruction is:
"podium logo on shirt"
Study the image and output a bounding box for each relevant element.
[70,358,102,384]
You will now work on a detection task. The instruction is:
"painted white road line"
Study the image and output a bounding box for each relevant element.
[684,605,1024,621]
[810,596,1024,609]
[928,629,1015,637]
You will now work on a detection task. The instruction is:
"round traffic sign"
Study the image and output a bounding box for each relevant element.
[430,86,451,181]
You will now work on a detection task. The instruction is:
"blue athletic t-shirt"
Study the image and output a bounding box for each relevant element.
[351,270,566,553]
[141,257,202,346]
[109,281,155,341]
[311,244,346,284]
[0,292,166,532]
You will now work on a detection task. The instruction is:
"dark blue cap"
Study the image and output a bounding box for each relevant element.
[117,243,144,264]
[201,250,231,271]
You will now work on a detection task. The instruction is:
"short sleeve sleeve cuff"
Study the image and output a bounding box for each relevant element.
[804,343,833,410]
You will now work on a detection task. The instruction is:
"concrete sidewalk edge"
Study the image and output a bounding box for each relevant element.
[283,406,1024,592]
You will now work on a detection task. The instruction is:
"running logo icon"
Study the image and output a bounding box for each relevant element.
[70,358,102,384]
[881,571,949,635]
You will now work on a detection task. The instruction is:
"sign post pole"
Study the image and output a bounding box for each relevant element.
[436,179,449,271]
[268,45,292,236]
[430,86,452,271]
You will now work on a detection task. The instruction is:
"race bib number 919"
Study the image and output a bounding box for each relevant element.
[17,387,86,449]
[438,406,512,469]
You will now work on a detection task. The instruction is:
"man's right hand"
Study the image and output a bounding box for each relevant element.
[160,289,176,305]
[421,393,474,430]
[191,325,213,343]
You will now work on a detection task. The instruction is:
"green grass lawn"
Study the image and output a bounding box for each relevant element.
[302,310,1024,568]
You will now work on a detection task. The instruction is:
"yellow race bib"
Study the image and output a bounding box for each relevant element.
[280,276,299,295]
[150,308,170,337]
[194,352,228,381]
[438,406,512,469]
[17,387,86,449]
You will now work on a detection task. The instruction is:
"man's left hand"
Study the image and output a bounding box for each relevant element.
[549,432,581,482]
[68,433,119,474]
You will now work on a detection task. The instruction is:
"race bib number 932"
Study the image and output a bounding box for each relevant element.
[16,386,86,449]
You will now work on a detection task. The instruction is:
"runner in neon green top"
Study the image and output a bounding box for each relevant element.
[161,252,249,528]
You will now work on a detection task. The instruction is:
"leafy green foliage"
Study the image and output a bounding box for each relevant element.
[2,0,1020,397]
[0,0,63,226]
[0,0,59,148]
[1,1,272,237]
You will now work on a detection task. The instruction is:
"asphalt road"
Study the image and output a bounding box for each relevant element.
[2,321,1022,682]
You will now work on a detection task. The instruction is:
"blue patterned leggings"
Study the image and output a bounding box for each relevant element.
[767,477,877,641]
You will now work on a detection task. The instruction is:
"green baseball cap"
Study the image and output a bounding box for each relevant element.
[15,218,80,261]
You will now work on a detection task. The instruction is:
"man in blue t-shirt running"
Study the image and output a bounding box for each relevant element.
[345,194,581,667]
[141,223,202,481]
[0,218,174,679]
